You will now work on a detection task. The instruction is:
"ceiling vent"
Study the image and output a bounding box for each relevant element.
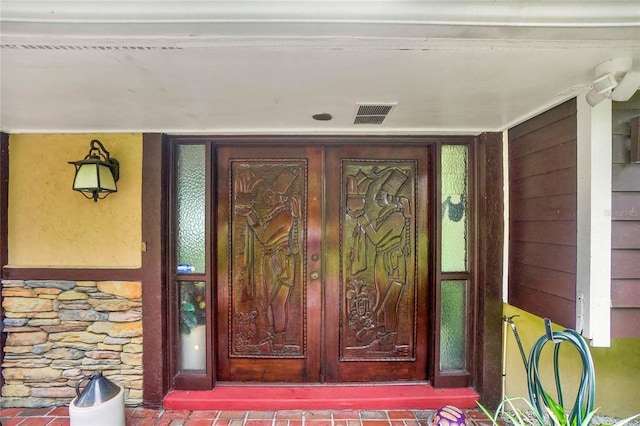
[353,103,396,125]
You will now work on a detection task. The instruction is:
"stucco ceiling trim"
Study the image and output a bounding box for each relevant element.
[2,1,640,27]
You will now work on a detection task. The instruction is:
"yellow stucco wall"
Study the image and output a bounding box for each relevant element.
[8,134,142,268]
[503,304,640,418]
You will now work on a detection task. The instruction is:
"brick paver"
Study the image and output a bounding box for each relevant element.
[0,407,491,425]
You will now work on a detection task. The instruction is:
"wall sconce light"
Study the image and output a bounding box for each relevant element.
[68,139,120,202]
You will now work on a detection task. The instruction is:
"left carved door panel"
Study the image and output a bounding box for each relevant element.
[215,146,323,382]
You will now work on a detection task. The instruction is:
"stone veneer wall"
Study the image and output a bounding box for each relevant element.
[1,280,143,408]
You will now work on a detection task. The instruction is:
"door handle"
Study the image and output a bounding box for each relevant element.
[310,272,319,280]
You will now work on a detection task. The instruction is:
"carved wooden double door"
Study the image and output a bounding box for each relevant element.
[216,144,430,383]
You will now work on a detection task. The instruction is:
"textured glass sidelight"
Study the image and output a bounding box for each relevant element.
[179,281,207,371]
[441,145,468,272]
[440,280,467,371]
[176,145,206,274]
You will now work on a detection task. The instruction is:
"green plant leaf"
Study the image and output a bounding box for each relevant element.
[478,397,542,426]
[476,402,498,426]
[613,414,640,426]
[541,391,568,426]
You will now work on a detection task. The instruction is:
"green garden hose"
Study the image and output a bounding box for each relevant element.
[526,319,596,426]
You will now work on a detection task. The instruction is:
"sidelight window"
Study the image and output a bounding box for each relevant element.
[436,143,472,385]
[176,144,206,274]
[441,145,468,273]
[172,142,212,388]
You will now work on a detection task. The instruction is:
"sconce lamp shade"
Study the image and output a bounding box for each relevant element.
[69,139,120,202]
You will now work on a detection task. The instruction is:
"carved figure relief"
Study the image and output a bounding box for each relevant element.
[343,162,416,360]
[230,161,306,357]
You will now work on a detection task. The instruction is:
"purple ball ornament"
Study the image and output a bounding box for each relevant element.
[429,405,468,426]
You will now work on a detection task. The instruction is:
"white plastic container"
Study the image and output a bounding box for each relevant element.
[69,385,125,426]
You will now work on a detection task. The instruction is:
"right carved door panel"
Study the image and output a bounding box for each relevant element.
[216,144,429,383]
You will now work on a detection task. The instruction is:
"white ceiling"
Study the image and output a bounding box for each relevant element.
[1,1,639,135]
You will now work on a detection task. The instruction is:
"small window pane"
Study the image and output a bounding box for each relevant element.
[176,144,206,274]
[441,145,468,272]
[440,280,467,371]
[179,281,207,371]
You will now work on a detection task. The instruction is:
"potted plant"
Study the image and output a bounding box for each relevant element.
[478,397,639,426]
[179,282,206,370]
[180,282,206,335]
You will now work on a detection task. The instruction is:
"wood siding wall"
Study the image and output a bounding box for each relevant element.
[508,99,577,328]
[611,93,640,338]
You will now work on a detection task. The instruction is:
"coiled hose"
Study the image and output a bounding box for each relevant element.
[527,319,596,426]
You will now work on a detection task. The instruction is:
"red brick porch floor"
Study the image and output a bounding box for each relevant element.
[0,407,493,426]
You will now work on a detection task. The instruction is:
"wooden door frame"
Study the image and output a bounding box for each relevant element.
[0,132,8,391]
[142,134,503,409]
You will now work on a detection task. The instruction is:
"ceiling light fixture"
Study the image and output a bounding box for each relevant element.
[586,57,640,107]
[312,113,333,121]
